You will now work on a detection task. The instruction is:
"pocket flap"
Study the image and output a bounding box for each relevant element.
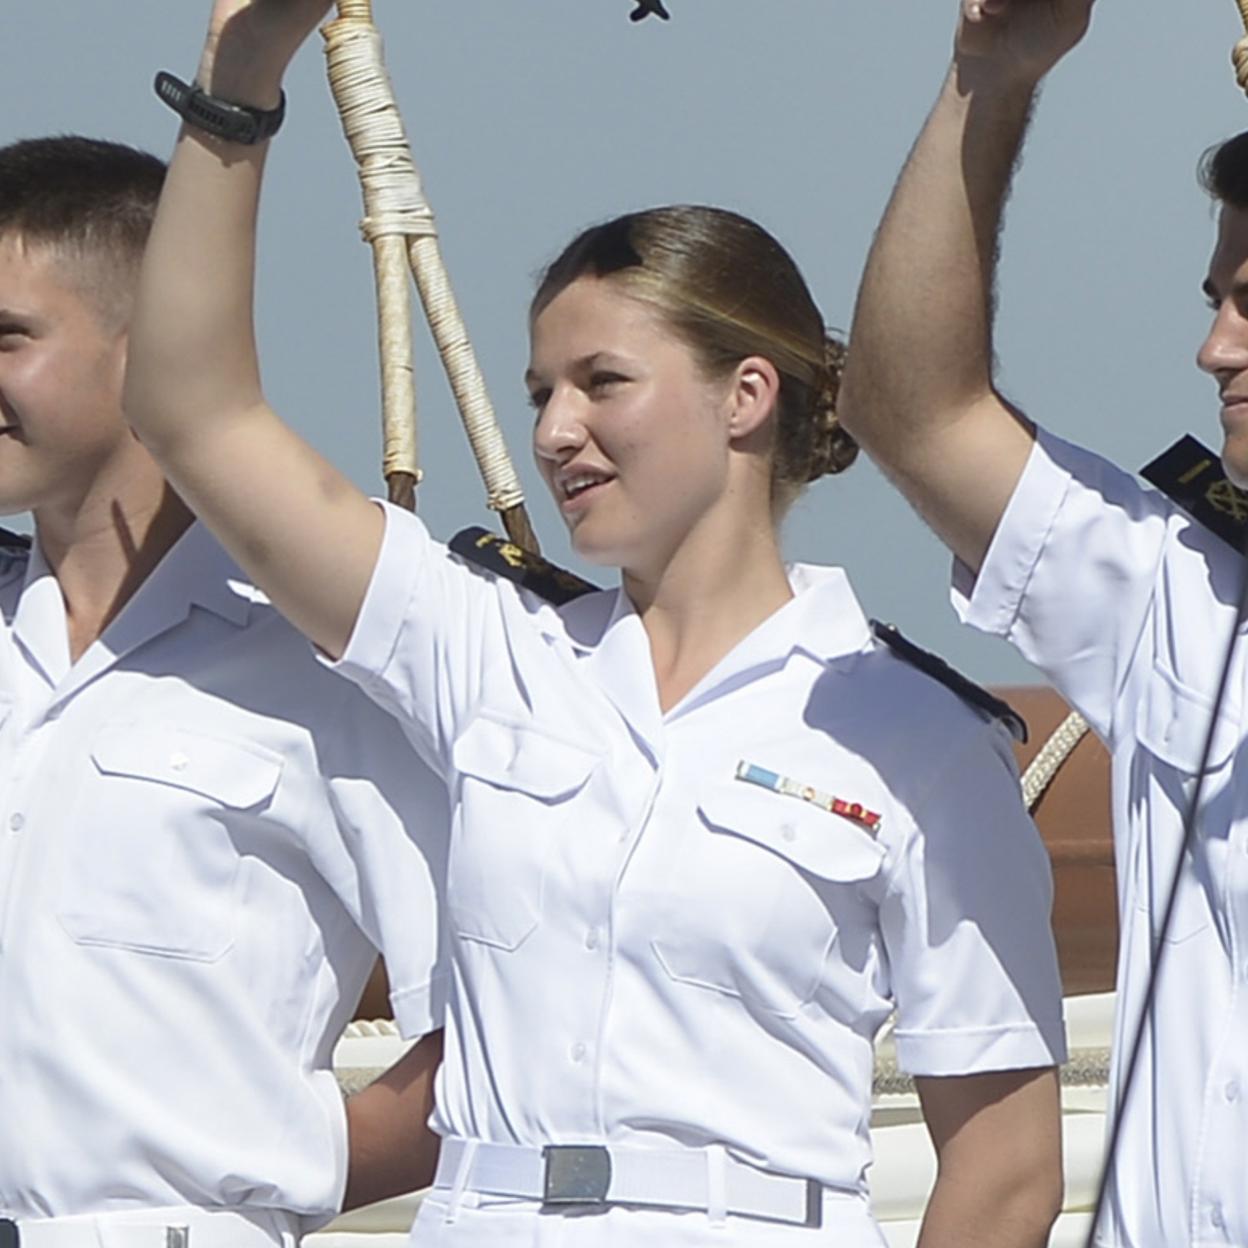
[92,724,283,809]
[1136,661,1239,774]
[698,780,887,883]
[452,714,598,799]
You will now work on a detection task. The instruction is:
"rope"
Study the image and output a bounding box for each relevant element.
[324,18,420,490]
[1234,1,1248,94]
[1021,709,1091,811]
[872,1049,1112,1099]
[323,7,532,532]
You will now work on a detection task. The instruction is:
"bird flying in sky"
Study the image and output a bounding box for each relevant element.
[629,0,671,21]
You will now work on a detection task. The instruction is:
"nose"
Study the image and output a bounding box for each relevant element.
[532,386,588,466]
[1198,300,1248,379]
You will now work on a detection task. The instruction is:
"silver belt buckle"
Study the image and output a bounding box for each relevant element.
[542,1145,612,1204]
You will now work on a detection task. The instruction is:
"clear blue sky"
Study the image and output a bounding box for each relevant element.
[7,0,1247,682]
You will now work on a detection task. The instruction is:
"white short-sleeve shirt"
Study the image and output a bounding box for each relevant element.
[332,505,1066,1235]
[0,522,449,1225]
[954,428,1248,1247]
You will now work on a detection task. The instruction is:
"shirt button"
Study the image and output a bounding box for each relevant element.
[570,1042,587,1064]
[7,812,24,832]
[1226,1080,1241,1103]
[169,752,190,772]
[584,928,601,951]
[780,822,797,843]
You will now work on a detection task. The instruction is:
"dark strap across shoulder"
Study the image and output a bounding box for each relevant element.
[449,527,598,606]
[870,620,1028,744]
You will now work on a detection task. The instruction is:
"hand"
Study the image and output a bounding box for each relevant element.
[198,0,336,102]
[955,0,1096,87]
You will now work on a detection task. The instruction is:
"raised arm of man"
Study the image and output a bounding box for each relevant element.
[838,0,1095,574]
[126,0,382,661]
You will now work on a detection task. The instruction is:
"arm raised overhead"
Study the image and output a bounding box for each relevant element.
[838,0,1095,575]
[126,0,383,660]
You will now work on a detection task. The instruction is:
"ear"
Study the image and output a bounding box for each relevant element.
[725,355,781,442]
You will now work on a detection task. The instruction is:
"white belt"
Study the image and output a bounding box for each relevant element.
[0,1207,298,1248]
[433,1138,824,1228]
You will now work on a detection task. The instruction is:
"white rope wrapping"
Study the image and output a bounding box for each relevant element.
[1021,710,1091,812]
[325,20,420,482]
[408,235,526,513]
[1233,3,1248,95]
[324,19,525,515]
[324,26,436,244]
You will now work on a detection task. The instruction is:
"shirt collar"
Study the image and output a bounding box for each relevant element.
[22,520,254,628]
[559,562,871,731]
[14,521,256,694]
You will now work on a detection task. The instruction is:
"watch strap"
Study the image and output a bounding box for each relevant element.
[154,71,286,145]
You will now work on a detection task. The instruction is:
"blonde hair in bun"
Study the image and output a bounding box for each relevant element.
[533,205,856,515]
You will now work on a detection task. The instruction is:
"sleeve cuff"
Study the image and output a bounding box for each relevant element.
[319,501,428,686]
[951,430,1072,640]
[390,970,450,1040]
[894,1017,1067,1077]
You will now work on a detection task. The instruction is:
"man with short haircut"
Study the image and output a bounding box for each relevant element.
[0,136,447,1245]
[839,1,1248,1244]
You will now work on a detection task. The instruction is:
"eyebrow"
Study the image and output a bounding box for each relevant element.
[524,351,622,386]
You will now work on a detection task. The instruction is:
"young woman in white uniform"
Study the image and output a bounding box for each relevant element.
[124,3,1068,1243]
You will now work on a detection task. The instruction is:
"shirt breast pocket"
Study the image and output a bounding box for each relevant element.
[1131,663,1238,944]
[449,714,598,952]
[651,780,887,1020]
[57,723,283,961]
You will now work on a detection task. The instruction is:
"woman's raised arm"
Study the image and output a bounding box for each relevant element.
[125,0,383,659]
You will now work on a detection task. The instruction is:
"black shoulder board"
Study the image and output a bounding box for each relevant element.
[449,527,599,606]
[0,527,31,553]
[870,620,1028,744]
[1141,434,1248,554]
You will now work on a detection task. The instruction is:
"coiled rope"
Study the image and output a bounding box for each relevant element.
[1236,0,1248,92]
[323,1,537,550]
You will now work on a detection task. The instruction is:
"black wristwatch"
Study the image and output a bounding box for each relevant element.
[154,71,286,145]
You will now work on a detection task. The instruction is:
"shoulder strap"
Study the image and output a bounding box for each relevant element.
[870,620,1028,744]
[1141,434,1248,553]
[449,527,598,606]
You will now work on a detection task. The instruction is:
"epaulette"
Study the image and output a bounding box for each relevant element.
[870,620,1028,744]
[449,527,599,606]
[1141,434,1248,553]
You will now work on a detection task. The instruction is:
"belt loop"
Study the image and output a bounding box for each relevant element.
[705,1145,728,1228]
[444,1138,479,1225]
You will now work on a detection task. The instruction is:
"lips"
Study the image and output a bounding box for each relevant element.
[556,466,615,502]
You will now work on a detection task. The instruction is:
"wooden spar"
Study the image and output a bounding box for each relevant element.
[324,0,539,551]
